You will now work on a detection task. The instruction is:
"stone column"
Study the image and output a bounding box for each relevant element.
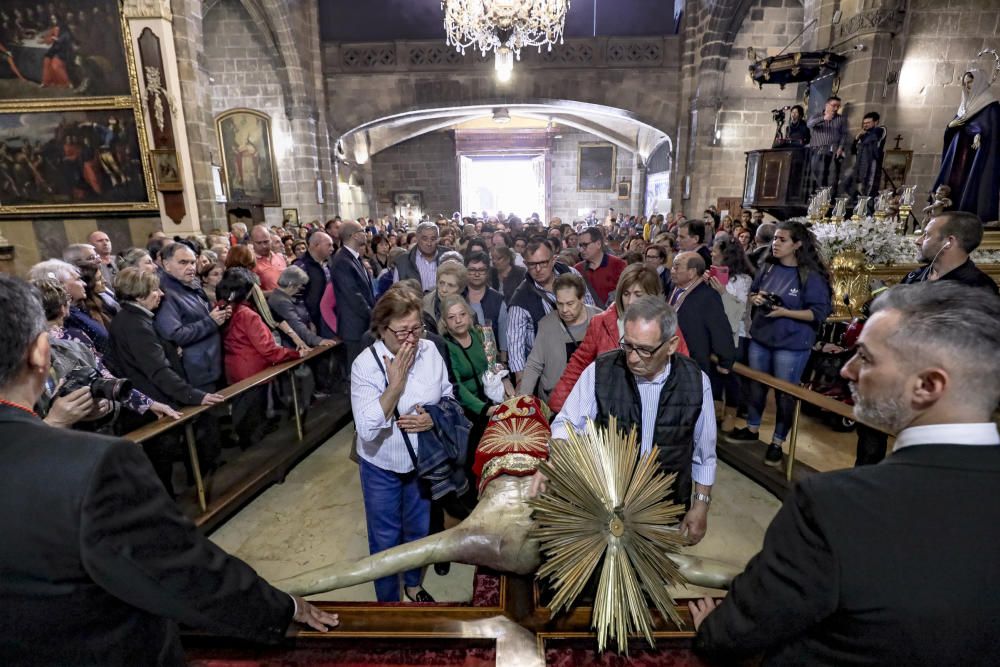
[123,0,204,235]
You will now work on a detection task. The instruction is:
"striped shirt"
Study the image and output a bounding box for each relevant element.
[550,360,717,486]
[806,112,849,152]
[351,338,454,473]
[414,251,438,292]
[506,269,594,373]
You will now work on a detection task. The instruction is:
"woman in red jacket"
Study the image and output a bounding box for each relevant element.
[548,264,690,412]
[218,268,302,447]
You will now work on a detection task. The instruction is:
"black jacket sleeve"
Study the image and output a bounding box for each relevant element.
[126,318,205,406]
[79,439,294,642]
[706,289,737,369]
[696,479,838,660]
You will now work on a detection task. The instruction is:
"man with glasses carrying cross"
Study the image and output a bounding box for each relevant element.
[535,296,717,545]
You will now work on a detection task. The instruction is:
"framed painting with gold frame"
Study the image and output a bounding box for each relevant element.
[150,149,182,192]
[0,1,156,216]
[578,143,616,192]
[216,109,282,207]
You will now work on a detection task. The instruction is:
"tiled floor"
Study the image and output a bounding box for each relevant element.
[209,408,866,603]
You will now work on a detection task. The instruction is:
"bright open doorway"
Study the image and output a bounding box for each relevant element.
[459,155,546,219]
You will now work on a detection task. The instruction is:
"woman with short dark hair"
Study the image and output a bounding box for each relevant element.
[351,286,455,603]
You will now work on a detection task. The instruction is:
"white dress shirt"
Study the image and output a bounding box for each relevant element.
[893,423,1000,453]
[351,338,454,473]
[551,360,717,486]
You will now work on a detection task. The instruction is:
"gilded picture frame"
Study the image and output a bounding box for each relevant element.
[150,148,182,192]
[216,108,282,207]
[0,5,156,216]
[578,143,616,192]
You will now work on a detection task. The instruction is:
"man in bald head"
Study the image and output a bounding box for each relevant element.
[293,230,335,339]
[250,224,287,292]
[88,230,117,285]
[668,251,736,382]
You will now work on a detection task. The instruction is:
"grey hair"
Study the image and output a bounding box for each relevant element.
[623,295,678,343]
[439,250,464,265]
[120,247,151,269]
[277,265,309,289]
[62,243,95,266]
[416,221,440,237]
[872,281,1000,412]
[755,222,777,244]
[0,275,47,390]
[28,259,79,283]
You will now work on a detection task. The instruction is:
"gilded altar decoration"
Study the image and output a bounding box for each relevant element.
[142,66,175,134]
[473,395,551,493]
[529,417,688,654]
[830,249,873,319]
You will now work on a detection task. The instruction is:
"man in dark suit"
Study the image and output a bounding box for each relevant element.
[667,252,736,380]
[690,281,1000,666]
[0,275,339,666]
[293,230,335,337]
[331,220,376,366]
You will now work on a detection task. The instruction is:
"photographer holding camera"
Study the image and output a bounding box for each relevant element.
[727,221,832,467]
[30,278,180,432]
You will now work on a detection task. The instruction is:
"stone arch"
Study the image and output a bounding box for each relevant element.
[203,0,309,117]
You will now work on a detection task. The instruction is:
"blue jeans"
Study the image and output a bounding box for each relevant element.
[746,341,812,443]
[359,458,430,602]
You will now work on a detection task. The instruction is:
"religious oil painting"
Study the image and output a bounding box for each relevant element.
[0,109,155,215]
[216,109,281,207]
[150,149,182,192]
[578,143,616,192]
[880,149,912,191]
[0,0,133,102]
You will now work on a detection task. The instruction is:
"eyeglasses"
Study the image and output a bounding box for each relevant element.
[466,267,487,274]
[525,257,553,270]
[385,324,426,340]
[577,239,596,249]
[619,336,669,360]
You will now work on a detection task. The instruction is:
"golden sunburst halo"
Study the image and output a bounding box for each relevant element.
[528,417,689,654]
[477,417,551,457]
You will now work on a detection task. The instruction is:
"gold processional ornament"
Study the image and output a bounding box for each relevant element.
[528,417,689,655]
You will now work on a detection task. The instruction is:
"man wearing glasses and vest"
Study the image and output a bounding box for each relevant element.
[530,296,717,544]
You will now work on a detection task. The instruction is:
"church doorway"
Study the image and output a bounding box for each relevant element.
[459,154,547,220]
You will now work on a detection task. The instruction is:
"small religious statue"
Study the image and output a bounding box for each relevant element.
[931,49,1000,224]
[922,185,954,219]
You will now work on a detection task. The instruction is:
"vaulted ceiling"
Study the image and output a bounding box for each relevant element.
[318,0,681,42]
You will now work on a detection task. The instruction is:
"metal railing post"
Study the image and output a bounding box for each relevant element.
[289,370,303,441]
[785,399,802,482]
[185,422,207,511]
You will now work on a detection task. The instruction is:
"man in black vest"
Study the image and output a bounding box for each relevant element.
[537,296,717,544]
[690,281,1000,665]
[506,238,593,384]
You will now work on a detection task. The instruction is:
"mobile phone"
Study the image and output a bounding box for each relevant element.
[709,265,730,287]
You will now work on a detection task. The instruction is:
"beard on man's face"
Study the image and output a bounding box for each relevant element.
[850,382,912,434]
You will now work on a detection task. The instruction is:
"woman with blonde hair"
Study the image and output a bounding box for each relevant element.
[422,260,467,329]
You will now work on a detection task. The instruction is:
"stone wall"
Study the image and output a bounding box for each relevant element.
[370,132,460,220]
[683,0,805,209]
[549,131,641,222]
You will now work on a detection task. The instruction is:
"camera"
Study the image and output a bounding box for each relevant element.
[758,293,785,314]
[771,106,790,124]
[59,366,133,402]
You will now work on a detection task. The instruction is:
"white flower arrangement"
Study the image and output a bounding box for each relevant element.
[809,218,917,265]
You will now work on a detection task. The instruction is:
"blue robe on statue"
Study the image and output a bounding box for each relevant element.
[932,98,1000,224]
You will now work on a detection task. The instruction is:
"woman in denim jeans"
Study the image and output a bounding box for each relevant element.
[727,221,832,467]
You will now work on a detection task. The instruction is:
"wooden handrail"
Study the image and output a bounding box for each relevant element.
[730,361,891,435]
[124,344,336,445]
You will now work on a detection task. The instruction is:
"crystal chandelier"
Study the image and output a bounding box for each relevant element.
[442,0,571,81]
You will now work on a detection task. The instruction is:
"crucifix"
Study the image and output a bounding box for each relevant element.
[893,134,903,150]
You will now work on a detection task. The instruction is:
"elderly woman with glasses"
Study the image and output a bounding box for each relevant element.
[350,285,454,604]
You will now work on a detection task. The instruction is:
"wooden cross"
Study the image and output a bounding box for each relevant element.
[893,134,903,150]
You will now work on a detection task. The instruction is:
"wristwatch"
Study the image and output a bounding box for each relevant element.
[692,492,712,506]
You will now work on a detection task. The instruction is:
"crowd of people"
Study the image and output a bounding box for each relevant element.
[3,199,1000,663]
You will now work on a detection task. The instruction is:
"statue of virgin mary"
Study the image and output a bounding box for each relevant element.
[932,55,1000,224]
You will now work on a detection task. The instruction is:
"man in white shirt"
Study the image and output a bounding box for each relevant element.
[691,281,1000,665]
[536,296,717,545]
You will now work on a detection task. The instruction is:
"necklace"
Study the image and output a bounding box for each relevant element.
[0,398,38,418]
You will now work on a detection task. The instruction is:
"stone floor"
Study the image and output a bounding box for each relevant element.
[209,406,870,602]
